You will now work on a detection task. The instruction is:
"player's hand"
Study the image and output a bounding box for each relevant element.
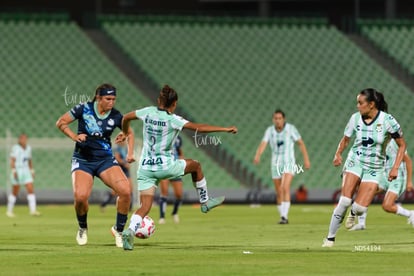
[253,156,260,165]
[126,153,135,163]
[388,167,398,181]
[73,134,87,143]
[115,132,126,144]
[406,182,413,192]
[304,160,311,170]
[227,126,238,134]
[333,154,342,167]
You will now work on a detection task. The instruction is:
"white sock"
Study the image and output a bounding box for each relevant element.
[396,205,411,217]
[328,196,352,239]
[7,194,16,213]
[358,211,367,227]
[128,214,143,233]
[27,194,37,213]
[282,201,290,219]
[194,178,208,203]
[277,205,282,216]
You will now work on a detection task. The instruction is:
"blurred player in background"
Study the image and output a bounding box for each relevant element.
[56,83,134,248]
[6,133,40,217]
[254,109,310,224]
[346,139,413,231]
[322,88,406,247]
[100,134,133,212]
[120,84,238,250]
[159,135,184,224]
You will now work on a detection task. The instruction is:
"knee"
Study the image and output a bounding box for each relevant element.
[74,192,89,203]
[382,202,393,213]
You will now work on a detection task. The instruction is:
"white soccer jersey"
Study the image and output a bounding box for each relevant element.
[136,106,189,171]
[344,111,402,170]
[262,123,301,167]
[10,144,31,170]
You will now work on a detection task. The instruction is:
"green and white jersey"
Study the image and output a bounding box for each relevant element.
[385,139,406,174]
[262,123,301,166]
[136,106,189,171]
[344,111,402,170]
[10,144,31,171]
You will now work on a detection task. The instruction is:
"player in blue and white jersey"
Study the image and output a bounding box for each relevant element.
[346,139,413,231]
[6,133,40,217]
[120,84,238,250]
[323,88,406,247]
[56,83,134,247]
[158,135,184,224]
[254,109,311,224]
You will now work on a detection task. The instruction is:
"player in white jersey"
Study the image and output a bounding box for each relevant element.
[6,133,40,217]
[120,85,238,250]
[346,139,413,231]
[322,88,406,247]
[254,109,310,224]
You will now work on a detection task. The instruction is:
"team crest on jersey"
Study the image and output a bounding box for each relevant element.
[375,124,383,132]
[108,119,115,126]
[97,120,102,126]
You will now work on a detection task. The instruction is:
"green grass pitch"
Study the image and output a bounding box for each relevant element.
[1,204,414,275]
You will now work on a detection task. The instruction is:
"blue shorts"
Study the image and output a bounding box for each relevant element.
[71,156,119,177]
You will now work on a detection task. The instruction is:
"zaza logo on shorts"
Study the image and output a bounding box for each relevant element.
[108,119,115,126]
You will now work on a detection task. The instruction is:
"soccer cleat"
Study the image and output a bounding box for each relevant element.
[322,238,335,248]
[30,211,41,216]
[111,226,123,248]
[349,224,366,231]
[173,214,180,224]
[6,211,15,218]
[122,228,135,250]
[76,228,88,246]
[345,213,356,229]
[200,196,225,213]
[407,211,414,227]
[278,217,289,224]
[158,218,166,224]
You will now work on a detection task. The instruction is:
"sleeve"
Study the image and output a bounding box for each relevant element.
[291,125,302,142]
[135,107,151,121]
[171,114,189,130]
[262,127,271,142]
[69,103,85,120]
[343,114,355,138]
[385,114,403,138]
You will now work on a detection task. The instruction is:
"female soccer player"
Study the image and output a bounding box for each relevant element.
[120,84,237,250]
[56,83,134,247]
[346,139,413,231]
[322,88,406,247]
[159,135,184,224]
[6,133,40,217]
[254,109,310,224]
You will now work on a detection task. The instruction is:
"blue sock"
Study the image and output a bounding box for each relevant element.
[77,214,88,229]
[116,212,128,232]
[159,196,167,219]
[172,199,182,215]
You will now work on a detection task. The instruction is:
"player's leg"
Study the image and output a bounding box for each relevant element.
[25,182,40,216]
[349,181,378,227]
[171,179,183,223]
[72,169,93,245]
[280,173,294,224]
[99,165,131,247]
[6,184,20,217]
[323,171,360,247]
[273,178,283,221]
[183,159,224,213]
[158,179,169,224]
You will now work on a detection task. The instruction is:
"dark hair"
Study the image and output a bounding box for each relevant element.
[93,83,116,101]
[359,88,388,112]
[158,85,178,108]
[274,109,286,118]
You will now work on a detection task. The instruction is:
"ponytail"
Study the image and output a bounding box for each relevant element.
[158,85,178,108]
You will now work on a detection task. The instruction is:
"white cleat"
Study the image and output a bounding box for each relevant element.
[6,211,15,218]
[345,213,356,229]
[173,214,180,224]
[407,211,414,227]
[111,226,123,248]
[322,238,335,248]
[158,218,166,224]
[76,228,88,246]
[30,211,41,216]
[349,224,366,231]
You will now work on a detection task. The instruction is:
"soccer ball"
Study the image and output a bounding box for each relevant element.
[135,216,156,239]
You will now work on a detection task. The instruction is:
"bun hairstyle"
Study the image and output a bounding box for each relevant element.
[159,85,178,108]
[359,88,388,112]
